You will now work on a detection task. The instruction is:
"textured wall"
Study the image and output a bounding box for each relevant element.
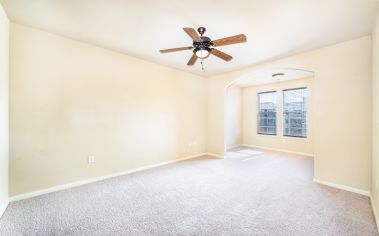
[207,36,372,191]
[225,85,242,149]
[371,9,379,225]
[0,3,9,217]
[9,24,207,196]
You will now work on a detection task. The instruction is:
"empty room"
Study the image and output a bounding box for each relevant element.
[1,0,379,235]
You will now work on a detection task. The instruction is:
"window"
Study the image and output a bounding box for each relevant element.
[258,91,277,135]
[283,87,308,138]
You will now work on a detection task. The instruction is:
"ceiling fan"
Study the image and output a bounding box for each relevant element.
[159,27,247,66]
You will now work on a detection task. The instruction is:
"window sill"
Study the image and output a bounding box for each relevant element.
[283,135,307,139]
[257,133,277,136]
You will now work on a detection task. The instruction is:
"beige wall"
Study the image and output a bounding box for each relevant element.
[9,24,207,196]
[372,10,379,224]
[5,21,374,199]
[242,78,313,155]
[207,36,372,191]
[0,3,9,217]
[225,85,242,149]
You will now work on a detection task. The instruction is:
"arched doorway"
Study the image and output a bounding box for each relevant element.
[224,68,315,157]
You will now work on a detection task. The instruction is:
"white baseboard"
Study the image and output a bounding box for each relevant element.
[226,144,242,151]
[313,178,370,196]
[370,194,379,231]
[10,153,208,202]
[241,144,314,157]
[0,199,9,219]
[206,152,225,159]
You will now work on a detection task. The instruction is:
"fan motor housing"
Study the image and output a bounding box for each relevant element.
[193,36,213,50]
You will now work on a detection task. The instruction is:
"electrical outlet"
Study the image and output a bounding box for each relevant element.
[88,155,95,164]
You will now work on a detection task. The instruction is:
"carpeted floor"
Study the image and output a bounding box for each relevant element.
[0,148,377,235]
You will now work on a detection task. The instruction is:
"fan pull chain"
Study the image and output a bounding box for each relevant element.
[201,59,205,71]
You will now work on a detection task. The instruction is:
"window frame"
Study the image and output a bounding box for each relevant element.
[282,87,308,138]
[257,90,277,136]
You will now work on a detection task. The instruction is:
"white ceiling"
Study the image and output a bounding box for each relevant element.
[1,0,378,77]
[232,68,314,87]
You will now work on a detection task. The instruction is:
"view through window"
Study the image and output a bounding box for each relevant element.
[258,91,277,135]
[283,88,308,138]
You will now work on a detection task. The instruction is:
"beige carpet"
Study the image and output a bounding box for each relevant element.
[0,148,377,235]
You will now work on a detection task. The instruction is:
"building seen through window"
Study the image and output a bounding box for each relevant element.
[283,88,308,138]
[258,91,277,135]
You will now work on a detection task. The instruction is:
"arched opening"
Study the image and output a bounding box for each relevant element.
[224,68,315,159]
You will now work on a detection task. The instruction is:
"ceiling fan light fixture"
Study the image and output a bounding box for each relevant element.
[272,73,285,80]
[160,27,247,66]
[194,48,210,59]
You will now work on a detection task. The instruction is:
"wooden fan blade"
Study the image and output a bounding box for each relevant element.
[212,34,247,47]
[187,54,198,66]
[183,28,201,42]
[210,48,233,61]
[160,46,193,53]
